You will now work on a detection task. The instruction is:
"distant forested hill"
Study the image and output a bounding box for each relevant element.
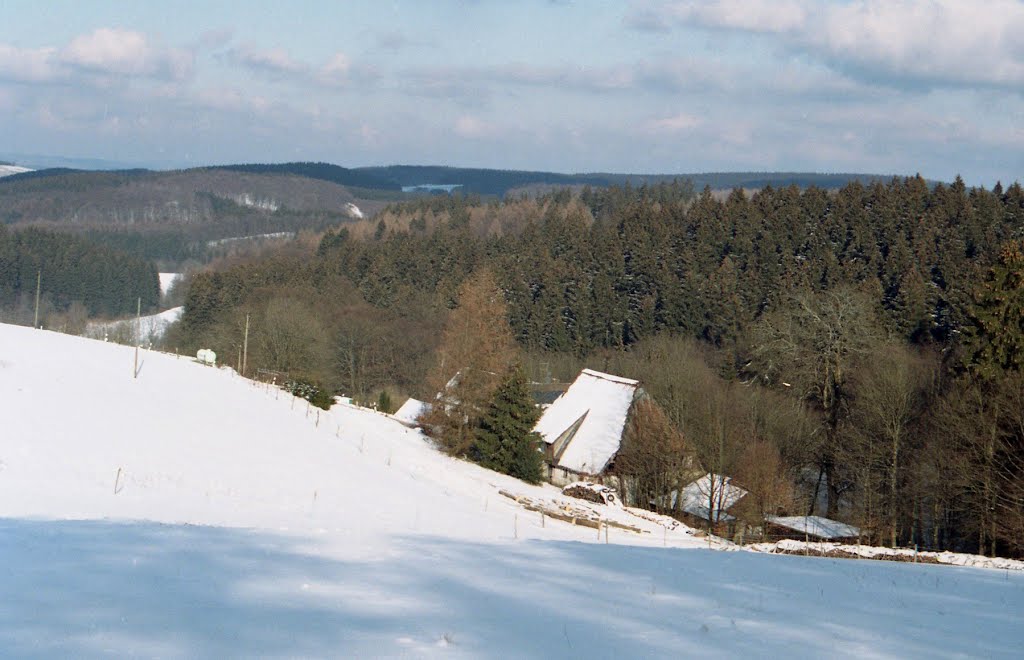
[1,161,919,204]
[0,168,364,226]
[0,167,380,265]
[355,165,612,196]
[357,165,915,197]
[0,161,933,268]
[212,162,401,191]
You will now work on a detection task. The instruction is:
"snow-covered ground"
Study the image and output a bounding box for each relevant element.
[84,306,183,343]
[752,539,1024,570]
[345,201,364,218]
[206,232,294,247]
[1,323,1022,658]
[158,272,182,297]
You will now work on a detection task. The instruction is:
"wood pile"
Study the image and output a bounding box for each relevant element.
[623,507,687,532]
[562,482,618,506]
[759,544,942,564]
[498,490,645,534]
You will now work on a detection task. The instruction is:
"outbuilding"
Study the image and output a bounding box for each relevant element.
[764,515,861,543]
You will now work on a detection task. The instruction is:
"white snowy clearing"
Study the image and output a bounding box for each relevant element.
[83,307,183,343]
[1,322,1022,658]
[158,272,182,297]
[0,164,32,178]
[206,232,295,247]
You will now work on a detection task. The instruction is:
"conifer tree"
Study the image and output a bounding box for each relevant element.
[471,363,544,483]
[962,240,1024,379]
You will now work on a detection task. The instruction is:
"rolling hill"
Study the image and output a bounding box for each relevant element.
[0,168,367,228]
[356,165,910,197]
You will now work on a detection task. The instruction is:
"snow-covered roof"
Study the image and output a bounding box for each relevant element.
[766,515,861,540]
[392,398,428,426]
[673,474,748,522]
[533,368,639,475]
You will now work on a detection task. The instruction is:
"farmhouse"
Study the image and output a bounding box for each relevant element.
[532,369,643,486]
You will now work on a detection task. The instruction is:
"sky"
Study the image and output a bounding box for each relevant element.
[0,0,1021,185]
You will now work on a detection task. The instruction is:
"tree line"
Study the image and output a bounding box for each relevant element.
[0,226,160,324]
[176,176,1024,556]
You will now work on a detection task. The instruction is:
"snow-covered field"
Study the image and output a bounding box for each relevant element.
[1,323,1022,658]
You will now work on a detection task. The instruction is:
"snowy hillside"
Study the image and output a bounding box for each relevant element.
[0,164,32,178]
[84,307,183,343]
[1,322,1022,658]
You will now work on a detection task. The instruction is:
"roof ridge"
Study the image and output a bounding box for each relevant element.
[579,368,639,386]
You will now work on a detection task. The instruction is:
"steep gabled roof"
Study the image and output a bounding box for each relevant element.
[392,398,428,426]
[673,474,748,523]
[766,515,861,540]
[533,368,640,475]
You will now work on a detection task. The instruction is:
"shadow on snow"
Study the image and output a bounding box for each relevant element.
[0,518,1021,658]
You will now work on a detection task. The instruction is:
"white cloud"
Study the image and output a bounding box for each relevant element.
[663,0,808,33]
[62,28,192,80]
[63,28,150,72]
[194,28,234,51]
[644,112,701,133]
[221,47,370,90]
[317,52,352,86]
[454,115,492,138]
[637,0,1024,89]
[322,53,351,77]
[0,44,60,82]
[0,28,192,84]
[225,46,307,76]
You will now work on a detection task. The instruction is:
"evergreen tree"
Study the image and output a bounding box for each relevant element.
[471,364,544,483]
[962,240,1024,379]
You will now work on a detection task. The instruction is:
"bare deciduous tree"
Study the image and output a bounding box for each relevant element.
[844,345,935,546]
[258,296,328,375]
[939,374,1024,556]
[615,399,692,509]
[750,287,884,517]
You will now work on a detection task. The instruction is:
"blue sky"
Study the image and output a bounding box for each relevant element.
[0,0,1021,185]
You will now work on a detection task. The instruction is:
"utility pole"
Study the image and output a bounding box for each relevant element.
[133,297,141,379]
[33,269,41,329]
[242,313,250,377]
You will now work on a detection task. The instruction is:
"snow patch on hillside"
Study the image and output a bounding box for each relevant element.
[159,272,181,296]
[0,164,32,178]
[206,232,294,247]
[233,193,279,211]
[84,306,183,342]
